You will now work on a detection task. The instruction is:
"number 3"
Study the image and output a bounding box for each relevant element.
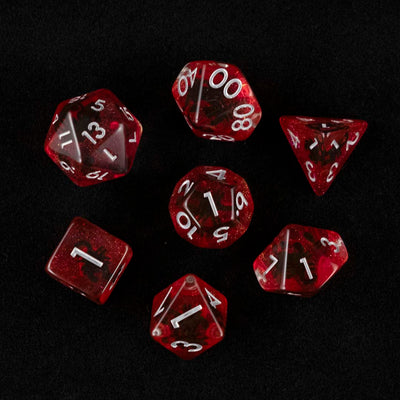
[171,341,203,352]
[305,161,316,182]
[320,237,340,253]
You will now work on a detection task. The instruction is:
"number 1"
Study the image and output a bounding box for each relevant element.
[70,247,103,268]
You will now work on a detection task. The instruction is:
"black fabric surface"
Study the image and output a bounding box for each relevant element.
[1,1,398,399]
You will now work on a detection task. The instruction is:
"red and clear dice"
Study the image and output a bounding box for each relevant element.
[253,224,348,297]
[172,61,262,142]
[44,89,143,186]
[45,217,132,304]
[169,166,254,248]
[150,274,228,360]
[280,116,368,196]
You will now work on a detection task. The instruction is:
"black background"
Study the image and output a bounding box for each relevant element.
[1,1,399,399]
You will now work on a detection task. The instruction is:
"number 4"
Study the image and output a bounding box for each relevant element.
[206,169,226,180]
[204,288,221,309]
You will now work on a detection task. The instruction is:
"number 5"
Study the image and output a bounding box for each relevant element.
[91,99,105,112]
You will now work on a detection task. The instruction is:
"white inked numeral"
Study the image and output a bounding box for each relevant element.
[81,122,106,144]
[206,169,226,180]
[331,139,339,150]
[153,287,172,317]
[305,161,316,182]
[59,161,75,173]
[120,106,134,121]
[204,287,222,309]
[320,237,340,253]
[88,122,106,139]
[235,192,248,211]
[176,211,198,240]
[86,170,108,180]
[59,131,72,148]
[70,247,103,268]
[52,114,59,125]
[262,254,278,277]
[231,103,254,132]
[68,93,87,103]
[299,257,313,280]
[170,305,202,328]
[81,130,96,144]
[203,191,219,217]
[346,132,360,151]
[233,103,254,119]
[129,131,137,143]
[171,341,203,352]
[213,226,230,243]
[176,211,191,229]
[326,162,339,182]
[231,118,252,131]
[288,129,300,149]
[178,179,194,196]
[91,99,105,112]
[202,134,235,142]
[309,138,318,150]
[209,68,242,99]
[103,148,117,162]
[178,67,198,96]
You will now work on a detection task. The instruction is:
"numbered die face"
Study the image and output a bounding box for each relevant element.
[45,217,132,304]
[44,89,143,186]
[253,224,348,297]
[150,274,227,360]
[280,116,368,196]
[172,61,262,142]
[169,166,254,248]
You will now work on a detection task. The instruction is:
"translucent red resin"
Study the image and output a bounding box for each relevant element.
[253,224,348,297]
[172,61,262,141]
[280,116,368,195]
[169,166,254,248]
[44,89,143,186]
[150,274,228,360]
[45,217,132,304]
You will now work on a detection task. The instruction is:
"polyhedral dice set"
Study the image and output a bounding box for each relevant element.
[44,60,367,359]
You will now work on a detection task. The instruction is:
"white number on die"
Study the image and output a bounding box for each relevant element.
[209,68,243,99]
[170,341,203,352]
[178,67,198,97]
[91,99,105,112]
[213,226,230,243]
[320,237,340,253]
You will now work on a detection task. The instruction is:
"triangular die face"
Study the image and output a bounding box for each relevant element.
[94,124,128,173]
[48,111,82,163]
[280,116,367,195]
[254,224,348,296]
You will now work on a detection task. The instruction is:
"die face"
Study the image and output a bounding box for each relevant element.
[150,274,227,360]
[172,61,262,142]
[45,217,132,304]
[44,89,143,186]
[169,166,254,248]
[280,116,367,196]
[254,224,348,297]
